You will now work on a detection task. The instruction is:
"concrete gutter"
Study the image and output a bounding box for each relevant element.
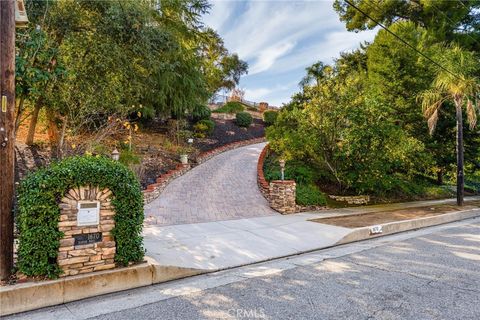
[336,208,480,245]
[0,261,205,316]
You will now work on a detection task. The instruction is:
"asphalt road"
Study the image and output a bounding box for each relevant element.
[8,219,480,320]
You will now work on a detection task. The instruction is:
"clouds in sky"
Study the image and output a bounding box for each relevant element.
[203,0,377,106]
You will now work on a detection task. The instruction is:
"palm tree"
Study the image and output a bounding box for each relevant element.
[299,61,328,88]
[419,44,479,206]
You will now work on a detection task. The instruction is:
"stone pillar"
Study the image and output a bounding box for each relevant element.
[57,186,116,277]
[269,180,296,214]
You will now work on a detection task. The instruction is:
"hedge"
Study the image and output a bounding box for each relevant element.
[235,112,253,127]
[213,101,245,114]
[263,110,278,126]
[17,156,144,278]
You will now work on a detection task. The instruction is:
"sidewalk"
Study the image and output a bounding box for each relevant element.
[143,196,480,271]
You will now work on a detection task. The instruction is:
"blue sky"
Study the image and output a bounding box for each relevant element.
[202,0,377,107]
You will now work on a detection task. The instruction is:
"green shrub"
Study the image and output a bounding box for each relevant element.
[263,110,278,126]
[193,119,215,138]
[193,123,208,138]
[263,153,282,181]
[198,119,215,134]
[263,155,318,185]
[17,156,144,278]
[285,162,317,185]
[465,177,480,193]
[235,112,253,127]
[192,104,211,121]
[423,185,454,198]
[136,104,155,120]
[119,149,141,166]
[213,101,244,114]
[89,142,110,156]
[177,129,193,141]
[296,184,327,206]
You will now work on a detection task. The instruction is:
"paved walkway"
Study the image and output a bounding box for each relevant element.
[144,143,277,226]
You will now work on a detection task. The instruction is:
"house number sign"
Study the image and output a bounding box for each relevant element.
[73,232,102,246]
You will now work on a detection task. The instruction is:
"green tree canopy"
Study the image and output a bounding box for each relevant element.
[16,0,248,149]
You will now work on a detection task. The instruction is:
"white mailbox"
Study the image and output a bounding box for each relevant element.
[77,201,100,226]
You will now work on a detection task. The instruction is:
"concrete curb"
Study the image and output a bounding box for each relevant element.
[335,208,480,245]
[0,262,206,316]
[256,143,270,198]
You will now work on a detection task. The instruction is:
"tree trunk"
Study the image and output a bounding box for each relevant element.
[57,116,67,159]
[455,97,464,206]
[14,95,25,135]
[46,108,60,153]
[436,169,443,185]
[25,99,42,145]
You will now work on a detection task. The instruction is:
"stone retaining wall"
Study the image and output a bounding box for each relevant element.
[329,195,370,205]
[57,186,116,277]
[211,113,236,120]
[211,110,263,120]
[257,144,270,197]
[143,137,266,204]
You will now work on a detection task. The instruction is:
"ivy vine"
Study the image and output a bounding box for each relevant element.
[17,156,144,278]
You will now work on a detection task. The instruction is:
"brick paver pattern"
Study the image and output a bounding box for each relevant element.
[144,143,277,226]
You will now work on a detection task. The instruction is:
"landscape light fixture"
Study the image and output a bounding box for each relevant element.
[279,159,286,180]
[111,148,120,161]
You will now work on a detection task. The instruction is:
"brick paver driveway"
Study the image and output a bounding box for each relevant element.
[144,143,277,226]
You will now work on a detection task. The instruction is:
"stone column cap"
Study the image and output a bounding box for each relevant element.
[270,180,296,185]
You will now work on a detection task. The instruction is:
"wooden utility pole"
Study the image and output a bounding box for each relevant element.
[0,0,16,280]
[456,101,465,206]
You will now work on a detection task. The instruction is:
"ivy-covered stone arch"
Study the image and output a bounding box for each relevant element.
[17,156,144,278]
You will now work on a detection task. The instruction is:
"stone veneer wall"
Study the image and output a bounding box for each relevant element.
[211,110,264,120]
[210,113,236,120]
[329,195,370,205]
[57,186,116,277]
[269,180,297,214]
[257,144,297,214]
[143,137,266,204]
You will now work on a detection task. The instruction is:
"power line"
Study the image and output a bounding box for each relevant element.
[367,0,479,49]
[458,0,474,11]
[343,0,460,79]
[428,0,480,48]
